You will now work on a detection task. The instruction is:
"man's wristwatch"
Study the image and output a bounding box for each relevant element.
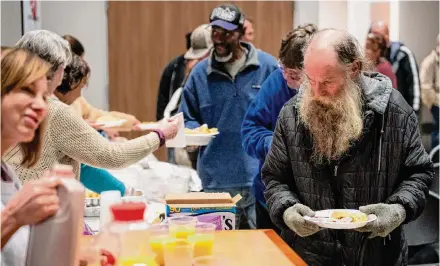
[152,129,166,147]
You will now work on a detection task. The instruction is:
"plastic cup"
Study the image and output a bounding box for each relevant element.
[168,216,197,239]
[189,223,216,257]
[188,234,214,258]
[150,224,169,237]
[149,235,175,266]
[195,222,216,235]
[163,239,194,266]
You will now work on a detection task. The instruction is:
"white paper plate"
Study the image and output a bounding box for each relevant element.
[304,209,377,229]
[138,123,159,131]
[185,132,219,146]
[95,119,127,128]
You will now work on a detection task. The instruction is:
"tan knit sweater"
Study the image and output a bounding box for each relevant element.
[3,98,160,183]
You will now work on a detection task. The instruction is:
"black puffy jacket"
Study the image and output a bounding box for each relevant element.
[262,73,434,266]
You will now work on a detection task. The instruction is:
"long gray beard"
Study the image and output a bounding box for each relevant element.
[299,78,364,165]
[214,52,233,63]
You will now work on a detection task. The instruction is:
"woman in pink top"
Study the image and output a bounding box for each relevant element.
[365,33,398,88]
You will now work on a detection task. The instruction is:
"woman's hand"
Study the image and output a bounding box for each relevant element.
[157,118,180,140]
[5,176,61,227]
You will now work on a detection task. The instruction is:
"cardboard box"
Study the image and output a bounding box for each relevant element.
[165,192,241,230]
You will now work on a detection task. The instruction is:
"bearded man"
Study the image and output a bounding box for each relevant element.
[262,29,434,266]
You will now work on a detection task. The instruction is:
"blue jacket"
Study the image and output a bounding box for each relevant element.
[179,42,277,189]
[241,68,297,204]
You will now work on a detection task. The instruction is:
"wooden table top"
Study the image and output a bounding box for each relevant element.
[81,229,306,266]
[212,230,306,266]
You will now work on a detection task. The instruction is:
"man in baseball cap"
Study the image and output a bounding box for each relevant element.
[184,24,213,60]
[209,4,247,63]
[179,4,278,230]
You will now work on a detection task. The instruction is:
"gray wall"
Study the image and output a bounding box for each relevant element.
[398,1,439,147]
[40,1,109,110]
[398,0,439,64]
[1,1,109,110]
[1,1,22,47]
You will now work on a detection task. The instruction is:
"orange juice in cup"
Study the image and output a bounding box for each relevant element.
[188,223,216,257]
[188,234,215,257]
[163,239,194,266]
[170,225,196,239]
[149,235,175,266]
[168,216,197,239]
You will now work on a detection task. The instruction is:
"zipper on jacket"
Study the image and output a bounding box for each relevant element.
[384,234,391,246]
[334,165,339,177]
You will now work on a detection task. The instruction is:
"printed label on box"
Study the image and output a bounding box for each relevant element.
[166,206,236,230]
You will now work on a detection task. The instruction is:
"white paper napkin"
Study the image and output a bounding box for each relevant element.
[165,112,186,148]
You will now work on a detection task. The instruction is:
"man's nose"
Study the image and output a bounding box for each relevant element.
[313,84,328,97]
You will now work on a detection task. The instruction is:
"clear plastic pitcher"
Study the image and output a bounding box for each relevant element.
[103,202,154,265]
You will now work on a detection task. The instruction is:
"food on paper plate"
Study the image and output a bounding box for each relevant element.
[185,124,218,135]
[330,211,368,223]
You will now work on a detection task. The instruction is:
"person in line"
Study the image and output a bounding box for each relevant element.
[156,32,199,164]
[364,32,397,88]
[4,30,179,183]
[179,4,278,229]
[1,48,62,266]
[241,24,317,231]
[262,29,433,265]
[242,18,255,43]
[369,21,421,114]
[420,34,439,150]
[163,24,213,169]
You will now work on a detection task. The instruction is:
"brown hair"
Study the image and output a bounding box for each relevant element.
[62,35,85,57]
[56,55,91,94]
[1,48,51,167]
[279,24,318,69]
[1,46,11,56]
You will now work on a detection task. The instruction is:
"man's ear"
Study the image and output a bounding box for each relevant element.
[350,61,361,78]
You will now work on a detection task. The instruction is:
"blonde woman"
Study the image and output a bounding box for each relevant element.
[4,30,179,182]
[1,48,63,266]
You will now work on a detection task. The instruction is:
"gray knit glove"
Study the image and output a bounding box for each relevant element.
[356,203,406,238]
[283,203,320,237]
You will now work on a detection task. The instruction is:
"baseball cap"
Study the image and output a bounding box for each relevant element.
[184,24,213,60]
[209,4,245,31]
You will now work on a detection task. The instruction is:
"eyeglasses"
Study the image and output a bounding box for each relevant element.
[278,60,303,81]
